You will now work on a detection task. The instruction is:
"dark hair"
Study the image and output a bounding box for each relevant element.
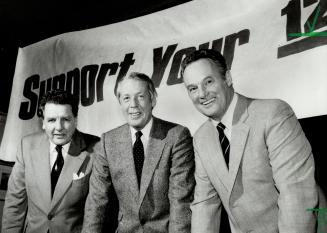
[180,49,228,79]
[39,89,79,118]
[114,72,157,100]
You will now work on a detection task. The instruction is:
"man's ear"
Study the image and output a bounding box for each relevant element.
[225,70,233,87]
[151,95,157,109]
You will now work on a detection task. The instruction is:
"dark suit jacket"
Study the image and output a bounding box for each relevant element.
[82,117,195,233]
[191,94,321,233]
[2,130,99,233]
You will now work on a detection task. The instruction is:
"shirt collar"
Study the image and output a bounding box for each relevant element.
[50,140,71,154]
[130,117,153,139]
[211,92,238,131]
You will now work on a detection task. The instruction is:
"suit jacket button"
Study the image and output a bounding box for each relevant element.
[47,214,53,220]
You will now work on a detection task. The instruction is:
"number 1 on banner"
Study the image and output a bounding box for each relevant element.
[281,0,302,41]
[278,0,327,58]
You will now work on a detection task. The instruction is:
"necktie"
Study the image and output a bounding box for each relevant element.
[216,122,231,233]
[216,122,230,168]
[51,145,64,197]
[133,131,144,187]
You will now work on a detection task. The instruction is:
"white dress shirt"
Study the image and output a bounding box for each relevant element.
[130,117,153,155]
[49,141,70,170]
[211,92,238,142]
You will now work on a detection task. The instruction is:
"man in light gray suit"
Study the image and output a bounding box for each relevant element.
[82,72,195,233]
[2,90,99,233]
[181,49,321,233]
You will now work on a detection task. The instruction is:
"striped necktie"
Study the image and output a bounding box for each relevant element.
[216,122,231,232]
[217,122,230,168]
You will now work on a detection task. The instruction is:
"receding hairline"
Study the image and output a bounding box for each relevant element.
[116,77,147,93]
[181,49,228,80]
[115,73,157,99]
[183,57,228,80]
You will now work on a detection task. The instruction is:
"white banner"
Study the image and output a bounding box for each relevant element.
[1,0,327,161]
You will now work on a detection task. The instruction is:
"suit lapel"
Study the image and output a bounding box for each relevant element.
[33,133,52,212]
[228,94,249,197]
[117,125,140,203]
[50,130,87,210]
[199,121,231,191]
[139,117,166,206]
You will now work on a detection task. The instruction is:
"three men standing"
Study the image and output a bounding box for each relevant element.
[2,49,322,233]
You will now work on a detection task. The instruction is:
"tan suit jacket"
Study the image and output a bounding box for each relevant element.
[82,117,195,233]
[191,94,320,233]
[2,130,99,233]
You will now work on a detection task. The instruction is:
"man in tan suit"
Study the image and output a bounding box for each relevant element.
[181,49,320,233]
[2,90,99,233]
[82,72,195,233]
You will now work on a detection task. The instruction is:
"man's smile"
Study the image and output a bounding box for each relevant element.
[201,97,216,106]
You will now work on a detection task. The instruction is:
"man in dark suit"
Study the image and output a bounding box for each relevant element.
[2,90,99,233]
[181,49,322,233]
[82,72,195,233]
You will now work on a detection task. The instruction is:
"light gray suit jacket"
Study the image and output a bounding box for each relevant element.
[2,130,99,233]
[191,94,320,233]
[82,117,195,233]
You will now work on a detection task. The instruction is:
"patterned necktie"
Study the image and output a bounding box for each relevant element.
[216,122,230,168]
[51,145,64,197]
[133,131,144,187]
[216,122,231,233]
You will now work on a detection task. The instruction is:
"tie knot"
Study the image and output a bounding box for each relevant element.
[55,145,62,153]
[135,131,143,139]
[217,122,226,131]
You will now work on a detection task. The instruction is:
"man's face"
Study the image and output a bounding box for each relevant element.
[117,78,156,130]
[183,58,233,121]
[42,103,77,145]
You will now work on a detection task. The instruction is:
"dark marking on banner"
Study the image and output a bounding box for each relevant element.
[152,44,178,87]
[278,0,327,58]
[167,46,196,86]
[117,53,135,81]
[151,29,250,86]
[81,64,98,107]
[96,63,119,102]
[19,75,40,120]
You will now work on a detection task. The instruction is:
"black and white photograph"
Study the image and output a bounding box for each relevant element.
[0,0,326,232]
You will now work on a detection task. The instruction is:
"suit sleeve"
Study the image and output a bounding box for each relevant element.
[190,138,221,233]
[266,101,318,233]
[2,139,27,233]
[82,134,113,233]
[168,127,195,233]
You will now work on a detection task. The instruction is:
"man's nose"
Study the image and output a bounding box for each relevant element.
[55,120,63,130]
[130,97,139,107]
[198,85,207,98]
